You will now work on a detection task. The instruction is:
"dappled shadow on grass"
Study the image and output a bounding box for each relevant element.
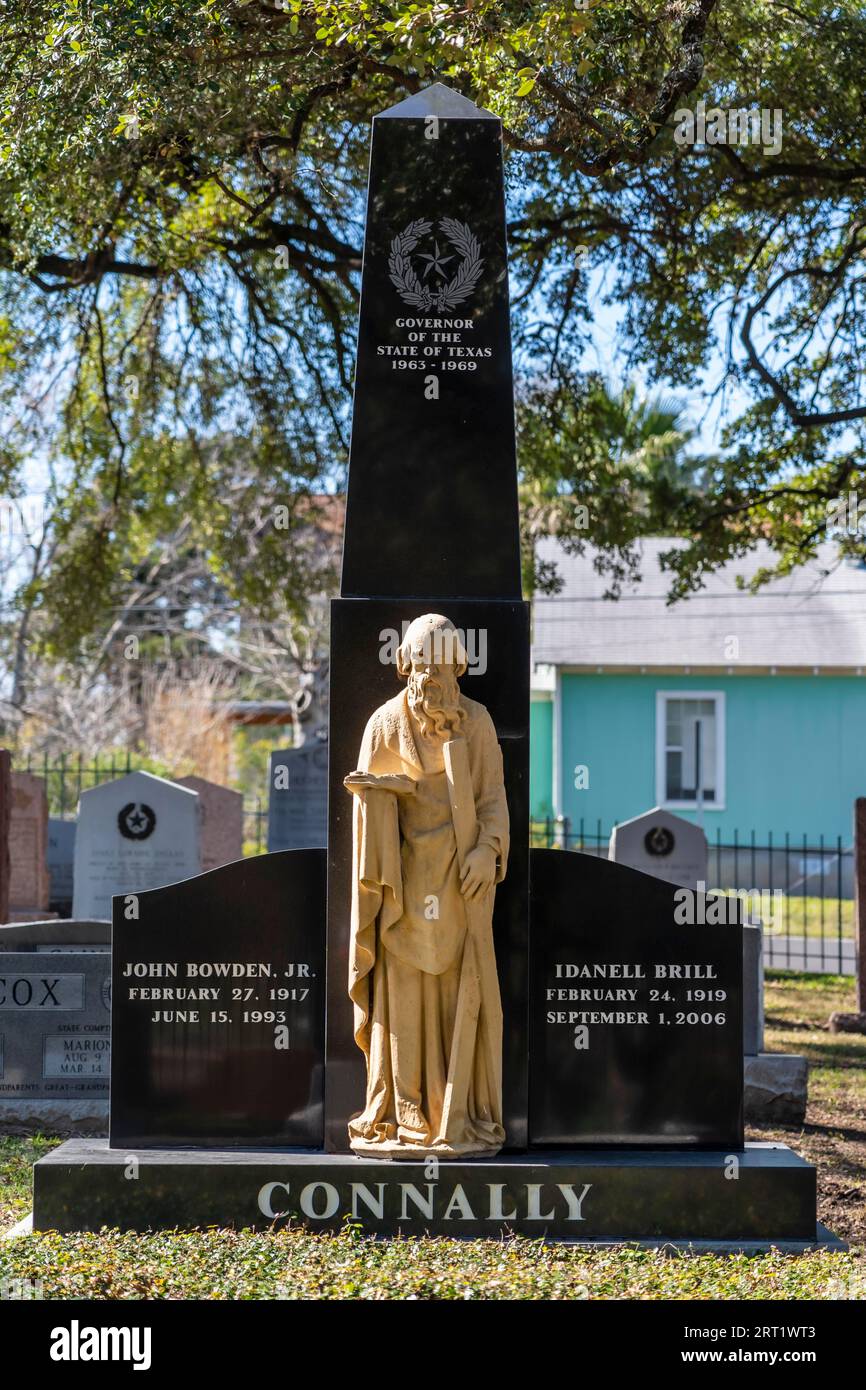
[802,1122,866,1145]
[0,1227,861,1300]
[0,1135,62,1231]
[764,1014,815,1031]
[761,972,866,1243]
[792,1038,866,1069]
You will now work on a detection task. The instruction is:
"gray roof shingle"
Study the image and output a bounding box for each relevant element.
[531,538,866,671]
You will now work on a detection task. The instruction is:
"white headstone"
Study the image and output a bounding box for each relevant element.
[72,772,200,920]
[608,806,708,890]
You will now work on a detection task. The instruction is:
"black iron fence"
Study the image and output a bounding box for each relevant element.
[11,755,855,974]
[13,752,274,856]
[15,751,139,818]
[14,751,270,861]
[244,798,268,855]
[531,817,856,976]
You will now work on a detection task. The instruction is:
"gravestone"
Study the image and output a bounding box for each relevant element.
[0,950,110,1135]
[609,806,708,890]
[530,851,743,1146]
[176,776,243,871]
[33,85,826,1247]
[110,851,325,1147]
[72,771,201,921]
[743,924,764,1056]
[267,744,328,851]
[8,772,51,919]
[48,818,76,916]
[611,814,801,1124]
[741,924,808,1126]
[610,810,763,1056]
[0,920,109,952]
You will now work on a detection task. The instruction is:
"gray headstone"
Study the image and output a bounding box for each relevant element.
[72,771,200,920]
[609,806,708,890]
[743,924,765,1055]
[0,951,111,1133]
[743,1053,808,1127]
[267,745,328,851]
[48,818,76,911]
[0,920,110,952]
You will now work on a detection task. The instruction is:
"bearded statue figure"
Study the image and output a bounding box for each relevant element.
[344,613,509,1158]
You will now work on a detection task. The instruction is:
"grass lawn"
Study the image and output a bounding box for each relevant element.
[777,895,854,938]
[1,971,863,1300]
[0,1135,57,1233]
[717,891,854,939]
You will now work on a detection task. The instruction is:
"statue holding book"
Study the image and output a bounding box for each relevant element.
[344,613,509,1157]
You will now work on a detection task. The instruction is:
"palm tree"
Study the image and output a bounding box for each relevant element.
[588,379,706,487]
[517,374,712,596]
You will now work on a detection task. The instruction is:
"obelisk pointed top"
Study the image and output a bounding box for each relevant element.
[341,74,520,600]
[377,82,497,121]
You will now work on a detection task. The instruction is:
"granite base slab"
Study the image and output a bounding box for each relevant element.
[744,1053,808,1127]
[33,1139,822,1244]
[0,1100,108,1137]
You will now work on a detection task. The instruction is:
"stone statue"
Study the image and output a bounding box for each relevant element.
[344,613,509,1157]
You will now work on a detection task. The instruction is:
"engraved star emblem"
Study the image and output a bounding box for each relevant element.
[418,240,454,280]
[126,808,148,834]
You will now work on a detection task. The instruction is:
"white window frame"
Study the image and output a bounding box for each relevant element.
[655,690,726,811]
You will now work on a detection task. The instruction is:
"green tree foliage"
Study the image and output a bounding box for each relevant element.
[0,0,862,665]
[518,374,711,595]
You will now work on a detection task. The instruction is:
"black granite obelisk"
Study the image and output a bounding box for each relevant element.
[325,84,530,1150]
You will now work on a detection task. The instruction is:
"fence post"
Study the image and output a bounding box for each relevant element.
[856,799,866,1014]
[829,799,866,1033]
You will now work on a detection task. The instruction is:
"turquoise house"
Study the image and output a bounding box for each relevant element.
[530,538,866,850]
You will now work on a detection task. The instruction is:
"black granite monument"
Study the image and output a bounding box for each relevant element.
[326,83,529,1150]
[32,85,830,1247]
[109,852,324,1147]
[530,852,743,1146]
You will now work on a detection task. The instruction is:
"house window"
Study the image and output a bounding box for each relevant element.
[656,692,725,810]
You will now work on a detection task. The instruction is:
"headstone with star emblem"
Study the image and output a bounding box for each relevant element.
[72,771,201,920]
[609,806,708,891]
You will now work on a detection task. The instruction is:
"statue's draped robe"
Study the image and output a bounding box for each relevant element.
[348,690,509,1152]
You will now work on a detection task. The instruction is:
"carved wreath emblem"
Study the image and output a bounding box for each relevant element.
[388,218,484,312]
[118,801,157,841]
